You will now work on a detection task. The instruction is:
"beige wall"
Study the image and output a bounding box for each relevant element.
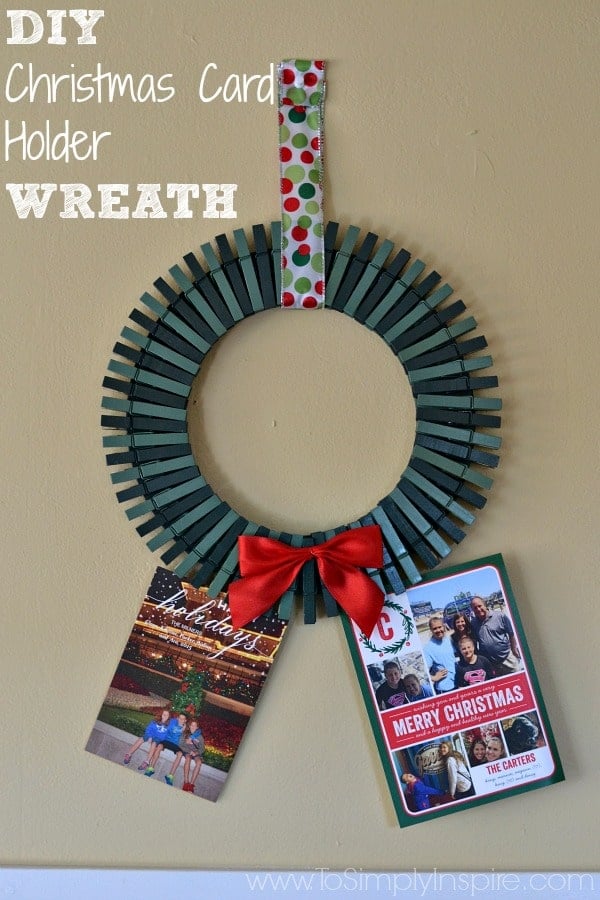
[2,0,598,870]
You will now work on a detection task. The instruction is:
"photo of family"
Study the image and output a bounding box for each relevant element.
[86,566,288,801]
[413,575,522,696]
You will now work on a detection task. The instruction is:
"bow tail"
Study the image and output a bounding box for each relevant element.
[316,557,383,637]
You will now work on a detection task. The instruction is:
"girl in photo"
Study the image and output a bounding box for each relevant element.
[123,708,170,769]
[403,672,434,702]
[485,736,506,762]
[439,740,475,800]
[451,613,476,655]
[468,737,487,767]
[401,773,444,811]
[180,719,205,794]
[143,712,188,783]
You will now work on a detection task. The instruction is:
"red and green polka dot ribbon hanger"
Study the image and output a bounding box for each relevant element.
[278,59,326,308]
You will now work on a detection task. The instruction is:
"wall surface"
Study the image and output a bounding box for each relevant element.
[2,0,599,871]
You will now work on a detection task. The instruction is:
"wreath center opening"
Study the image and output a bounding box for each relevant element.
[186,308,416,534]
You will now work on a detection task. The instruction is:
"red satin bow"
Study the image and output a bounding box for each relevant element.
[228,525,385,636]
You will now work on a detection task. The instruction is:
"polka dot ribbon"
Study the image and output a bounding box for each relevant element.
[278,59,326,309]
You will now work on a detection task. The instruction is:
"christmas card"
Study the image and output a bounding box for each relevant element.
[342,553,564,826]
[86,567,287,800]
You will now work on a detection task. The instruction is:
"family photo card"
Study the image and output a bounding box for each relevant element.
[343,554,563,826]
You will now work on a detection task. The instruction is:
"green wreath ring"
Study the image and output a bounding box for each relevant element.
[101,221,501,624]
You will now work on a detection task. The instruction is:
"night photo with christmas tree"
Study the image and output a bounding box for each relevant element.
[86,568,288,801]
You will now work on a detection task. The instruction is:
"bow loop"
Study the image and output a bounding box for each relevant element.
[228,525,384,636]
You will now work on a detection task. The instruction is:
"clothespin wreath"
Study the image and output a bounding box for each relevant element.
[100,60,502,795]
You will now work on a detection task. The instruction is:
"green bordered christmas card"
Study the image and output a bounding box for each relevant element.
[342,553,564,826]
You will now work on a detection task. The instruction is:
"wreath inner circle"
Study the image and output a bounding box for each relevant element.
[101,221,501,619]
[185,306,418,535]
